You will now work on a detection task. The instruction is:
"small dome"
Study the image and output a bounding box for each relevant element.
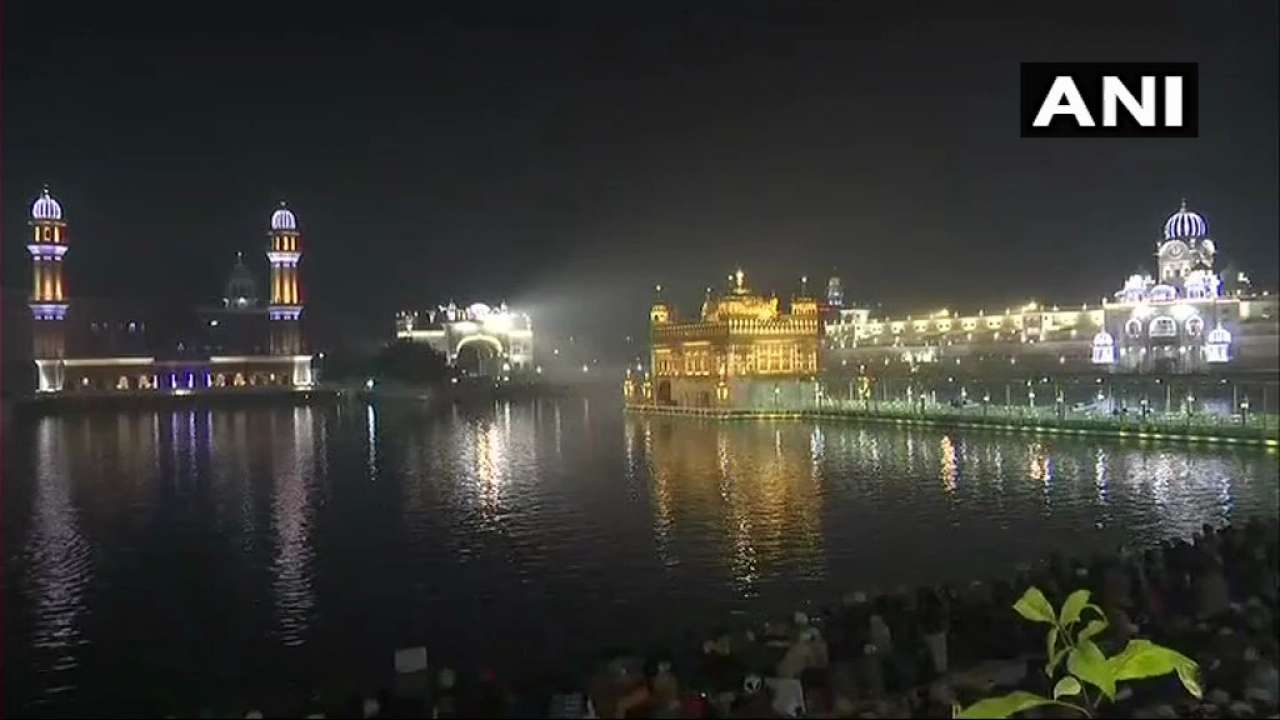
[1092,331,1114,347]
[224,252,259,306]
[1163,199,1207,240]
[270,202,297,231]
[1207,326,1231,344]
[31,186,63,220]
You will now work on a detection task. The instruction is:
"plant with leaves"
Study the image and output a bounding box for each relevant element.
[953,587,1202,718]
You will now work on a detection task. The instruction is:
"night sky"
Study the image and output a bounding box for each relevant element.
[4,1,1277,357]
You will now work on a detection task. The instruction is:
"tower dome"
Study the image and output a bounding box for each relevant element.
[224,252,259,307]
[31,186,63,220]
[270,201,297,231]
[1163,199,1207,240]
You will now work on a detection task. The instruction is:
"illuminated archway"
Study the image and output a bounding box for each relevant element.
[455,334,505,377]
[453,333,506,358]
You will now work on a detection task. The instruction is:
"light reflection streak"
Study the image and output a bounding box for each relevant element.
[366,403,378,480]
[27,418,92,673]
[270,408,317,646]
[1094,448,1109,507]
[940,436,958,494]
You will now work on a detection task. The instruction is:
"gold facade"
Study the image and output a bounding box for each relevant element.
[627,270,821,409]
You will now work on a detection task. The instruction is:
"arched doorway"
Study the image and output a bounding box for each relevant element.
[454,335,505,377]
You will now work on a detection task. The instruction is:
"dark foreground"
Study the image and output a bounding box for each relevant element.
[219,519,1280,719]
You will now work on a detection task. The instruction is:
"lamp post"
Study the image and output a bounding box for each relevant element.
[1240,397,1250,426]
[983,391,991,418]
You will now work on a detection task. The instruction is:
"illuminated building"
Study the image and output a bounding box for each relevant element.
[826,275,844,308]
[22,188,314,395]
[267,203,305,355]
[395,302,533,376]
[626,269,821,409]
[824,200,1279,377]
[29,187,70,392]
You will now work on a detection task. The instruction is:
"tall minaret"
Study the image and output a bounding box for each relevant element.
[266,201,303,355]
[28,186,70,391]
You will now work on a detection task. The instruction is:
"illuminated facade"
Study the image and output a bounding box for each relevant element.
[267,203,305,355]
[824,201,1279,377]
[395,302,533,376]
[23,188,314,395]
[626,269,822,409]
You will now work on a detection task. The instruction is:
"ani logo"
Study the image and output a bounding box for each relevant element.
[1021,63,1198,138]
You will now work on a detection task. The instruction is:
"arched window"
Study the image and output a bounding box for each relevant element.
[1091,331,1115,365]
[1149,316,1177,338]
[1125,318,1143,339]
[1185,316,1204,337]
[1206,326,1231,363]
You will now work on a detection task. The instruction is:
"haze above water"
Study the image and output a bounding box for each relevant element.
[4,394,1277,715]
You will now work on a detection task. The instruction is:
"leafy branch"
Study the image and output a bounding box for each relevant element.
[953,587,1202,718]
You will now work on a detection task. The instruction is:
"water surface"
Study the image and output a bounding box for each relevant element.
[4,394,1276,715]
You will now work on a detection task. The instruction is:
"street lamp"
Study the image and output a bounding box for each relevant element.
[1241,398,1250,425]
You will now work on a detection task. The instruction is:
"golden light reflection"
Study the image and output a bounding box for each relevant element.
[639,418,825,596]
[939,436,958,494]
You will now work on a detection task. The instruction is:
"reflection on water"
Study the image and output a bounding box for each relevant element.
[5,396,1277,715]
[27,418,92,690]
[270,408,318,646]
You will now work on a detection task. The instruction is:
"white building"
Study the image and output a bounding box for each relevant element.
[824,200,1278,376]
[395,302,533,376]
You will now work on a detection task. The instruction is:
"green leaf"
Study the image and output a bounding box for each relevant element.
[1077,618,1109,645]
[1012,587,1057,625]
[1067,639,1115,701]
[1053,676,1082,699]
[1047,644,1070,679]
[1175,661,1203,700]
[1044,626,1060,677]
[1059,590,1090,627]
[1107,639,1201,699]
[954,691,1055,719]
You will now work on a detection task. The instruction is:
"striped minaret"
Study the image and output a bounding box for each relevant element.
[266,201,304,355]
[28,186,70,391]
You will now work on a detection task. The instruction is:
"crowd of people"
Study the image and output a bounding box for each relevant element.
[230,518,1277,718]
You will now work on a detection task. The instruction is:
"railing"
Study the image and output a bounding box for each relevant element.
[625,399,1279,446]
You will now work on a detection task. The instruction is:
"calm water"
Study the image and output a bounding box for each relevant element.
[4,393,1278,715]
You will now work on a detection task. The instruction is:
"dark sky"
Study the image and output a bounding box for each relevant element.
[4,1,1277,356]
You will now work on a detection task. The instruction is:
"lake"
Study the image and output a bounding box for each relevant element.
[3,392,1277,715]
